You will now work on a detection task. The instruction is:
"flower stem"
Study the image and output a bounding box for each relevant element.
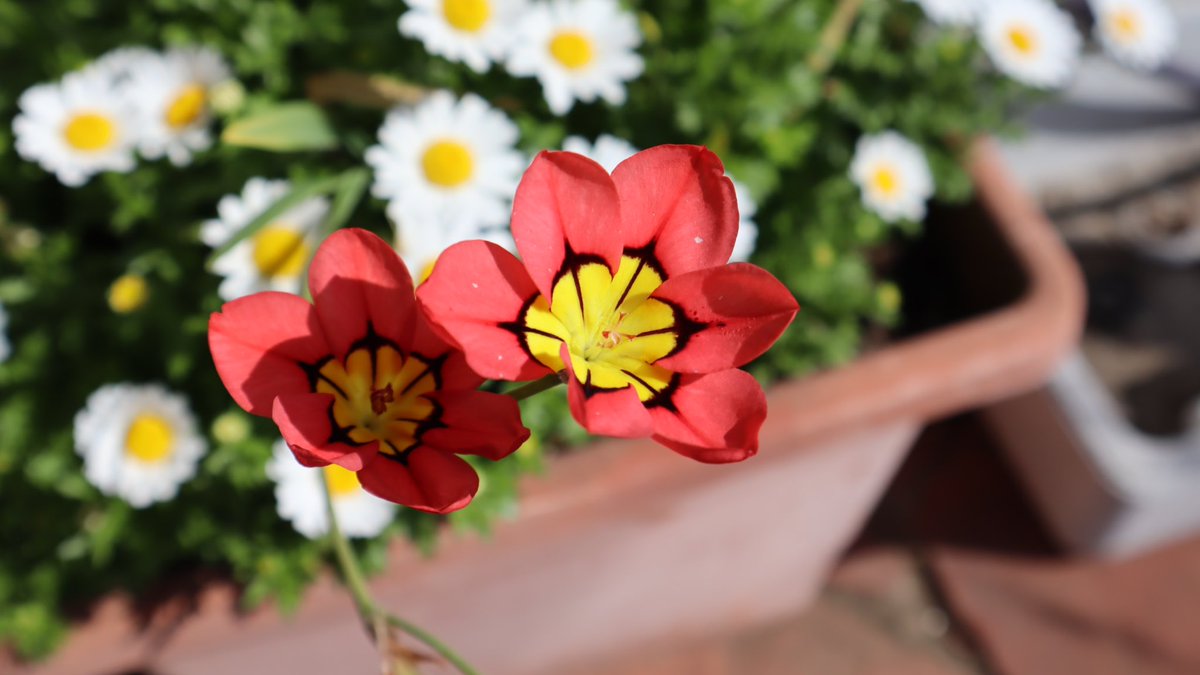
[323,484,480,675]
[504,373,563,401]
[805,0,865,76]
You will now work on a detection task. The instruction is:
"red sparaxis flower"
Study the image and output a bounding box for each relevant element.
[417,145,798,462]
[209,228,529,513]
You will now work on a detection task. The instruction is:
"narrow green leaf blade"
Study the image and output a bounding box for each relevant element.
[221,102,338,152]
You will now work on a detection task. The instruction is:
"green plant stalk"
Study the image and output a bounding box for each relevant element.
[806,0,866,76]
[323,485,481,675]
[504,374,562,401]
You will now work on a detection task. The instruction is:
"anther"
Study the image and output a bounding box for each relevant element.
[370,384,395,415]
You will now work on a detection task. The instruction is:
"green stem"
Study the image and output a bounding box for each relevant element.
[323,484,481,675]
[504,374,562,401]
[805,0,866,76]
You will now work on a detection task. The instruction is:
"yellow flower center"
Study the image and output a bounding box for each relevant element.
[252,226,310,279]
[549,31,595,70]
[323,464,362,498]
[63,112,116,152]
[421,140,475,188]
[1108,9,1142,44]
[165,83,208,129]
[108,274,149,314]
[418,256,439,285]
[870,165,901,197]
[125,413,175,463]
[1007,25,1038,56]
[442,0,491,32]
[517,255,680,402]
[313,338,440,460]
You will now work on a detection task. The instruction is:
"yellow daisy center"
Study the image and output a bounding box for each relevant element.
[313,338,439,460]
[418,256,439,285]
[252,226,310,279]
[125,413,175,463]
[549,31,595,70]
[323,464,362,498]
[63,112,116,152]
[1007,24,1038,56]
[443,0,491,32]
[421,140,475,188]
[870,165,901,197]
[1108,9,1142,44]
[518,255,680,402]
[165,83,208,129]
[108,274,149,314]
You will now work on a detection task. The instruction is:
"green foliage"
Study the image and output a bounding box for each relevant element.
[0,0,1029,661]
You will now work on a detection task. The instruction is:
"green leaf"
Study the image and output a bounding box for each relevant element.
[221,101,338,152]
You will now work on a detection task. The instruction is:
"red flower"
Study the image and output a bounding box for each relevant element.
[418,145,798,462]
[209,229,529,513]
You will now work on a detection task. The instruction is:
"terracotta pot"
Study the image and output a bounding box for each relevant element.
[14,139,1084,675]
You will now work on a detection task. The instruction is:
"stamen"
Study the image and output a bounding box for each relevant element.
[370,384,395,415]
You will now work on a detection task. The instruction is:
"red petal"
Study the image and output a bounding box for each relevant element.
[357,446,479,514]
[653,263,799,373]
[208,292,330,417]
[612,145,738,277]
[512,151,623,298]
[271,392,376,471]
[407,312,483,391]
[650,369,765,463]
[308,228,416,360]
[417,240,551,381]
[422,390,530,460]
[562,344,653,438]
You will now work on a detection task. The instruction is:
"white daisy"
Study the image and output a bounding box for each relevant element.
[561,134,759,261]
[200,177,330,301]
[0,301,10,363]
[399,0,528,73]
[13,71,138,187]
[910,0,983,26]
[1089,0,1176,71]
[267,440,396,540]
[74,383,206,508]
[849,131,935,223]
[505,0,644,115]
[979,0,1082,89]
[125,45,232,166]
[82,46,161,86]
[365,91,525,233]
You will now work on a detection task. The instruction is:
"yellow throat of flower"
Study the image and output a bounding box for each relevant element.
[165,83,208,129]
[421,140,475,188]
[549,31,595,70]
[125,413,175,463]
[443,0,491,32]
[63,112,117,152]
[252,226,310,279]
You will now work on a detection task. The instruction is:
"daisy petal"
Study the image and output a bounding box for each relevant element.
[358,446,479,514]
[653,263,799,373]
[612,145,738,276]
[651,369,766,463]
[512,150,623,298]
[208,292,330,416]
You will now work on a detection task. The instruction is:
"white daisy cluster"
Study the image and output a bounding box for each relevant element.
[562,134,760,262]
[267,441,396,539]
[849,131,935,223]
[13,45,233,186]
[201,177,331,301]
[912,0,1177,86]
[365,91,525,277]
[399,0,643,115]
[73,383,207,508]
